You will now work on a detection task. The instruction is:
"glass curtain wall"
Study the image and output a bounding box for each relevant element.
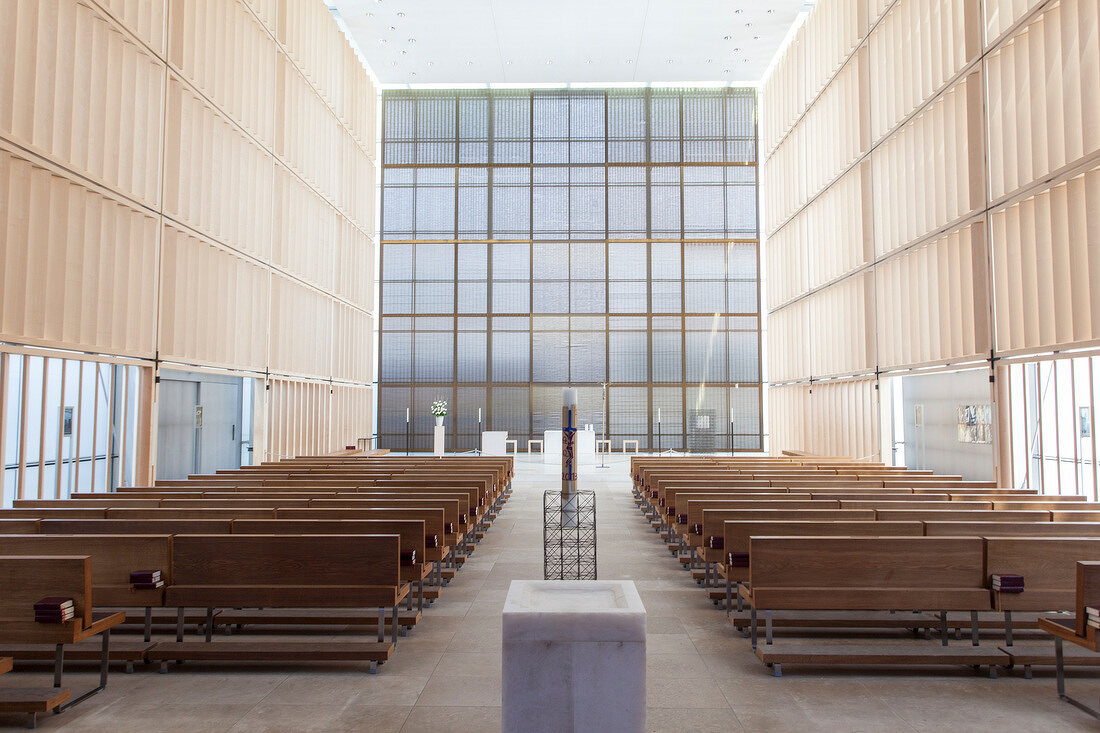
[1,349,144,507]
[378,87,762,452]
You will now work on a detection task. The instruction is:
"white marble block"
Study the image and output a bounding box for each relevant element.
[432,426,445,456]
[502,580,646,733]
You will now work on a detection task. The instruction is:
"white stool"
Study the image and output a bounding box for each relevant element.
[596,439,611,454]
[527,439,544,454]
[505,439,518,454]
[622,439,639,453]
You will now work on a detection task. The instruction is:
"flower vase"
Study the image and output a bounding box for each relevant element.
[435,416,444,427]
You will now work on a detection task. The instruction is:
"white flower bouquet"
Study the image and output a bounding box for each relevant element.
[430,400,448,417]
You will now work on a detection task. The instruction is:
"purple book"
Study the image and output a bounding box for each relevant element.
[33,597,74,612]
[728,552,749,568]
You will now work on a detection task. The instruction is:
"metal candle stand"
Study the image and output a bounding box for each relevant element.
[543,490,597,581]
[544,388,597,580]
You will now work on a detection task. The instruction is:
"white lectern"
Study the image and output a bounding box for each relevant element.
[432,426,445,456]
[481,430,508,456]
[502,580,646,733]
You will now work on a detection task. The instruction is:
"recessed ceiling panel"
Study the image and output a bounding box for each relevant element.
[331,0,811,85]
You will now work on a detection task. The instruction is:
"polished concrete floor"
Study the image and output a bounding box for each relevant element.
[2,454,1099,731]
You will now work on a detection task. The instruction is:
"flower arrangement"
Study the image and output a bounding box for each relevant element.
[430,400,448,417]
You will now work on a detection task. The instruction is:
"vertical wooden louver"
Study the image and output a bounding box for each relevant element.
[762,0,1099,458]
[0,0,379,469]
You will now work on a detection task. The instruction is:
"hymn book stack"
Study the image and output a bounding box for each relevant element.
[34,597,74,624]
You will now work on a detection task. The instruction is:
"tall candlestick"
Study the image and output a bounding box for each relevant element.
[562,388,579,527]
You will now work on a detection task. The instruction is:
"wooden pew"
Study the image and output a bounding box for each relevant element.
[839,500,993,510]
[1053,511,1100,522]
[230,518,431,617]
[0,556,125,727]
[39,519,234,535]
[0,520,40,534]
[718,520,925,612]
[148,535,406,674]
[0,535,170,647]
[923,522,1100,537]
[701,509,877,593]
[875,509,1053,522]
[739,536,992,658]
[985,538,1100,647]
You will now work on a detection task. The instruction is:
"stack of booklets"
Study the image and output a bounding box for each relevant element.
[130,570,164,589]
[34,597,75,624]
[400,550,417,567]
[991,574,1024,593]
[727,552,750,568]
[1086,607,1100,630]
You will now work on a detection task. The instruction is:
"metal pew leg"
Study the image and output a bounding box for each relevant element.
[144,606,152,642]
[1057,638,1066,699]
[418,578,425,612]
[765,610,773,645]
[725,579,733,617]
[939,611,949,647]
[750,608,758,650]
[392,605,400,644]
[176,607,185,643]
[53,644,64,692]
[57,630,111,712]
[1004,610,1013,646]
[99,629,109,689]
[377,607,386,643]
[736,582,743,613]
[970,610,979,646]
[205,608,215,642]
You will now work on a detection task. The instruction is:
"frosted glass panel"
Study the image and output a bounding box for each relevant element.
[378,88,762,449]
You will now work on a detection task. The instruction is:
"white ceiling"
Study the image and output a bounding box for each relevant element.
[330,0,813,86]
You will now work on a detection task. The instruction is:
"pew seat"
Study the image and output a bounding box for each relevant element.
[215,608,423,630]
[0,688,72,727]
[146,641,393,669]
[998,642,1100,677]
[0,641,155,673]
[753,643,1010,677]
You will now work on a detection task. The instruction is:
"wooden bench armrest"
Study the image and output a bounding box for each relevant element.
[1038,616,1100,651]
[73,611,127,642]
